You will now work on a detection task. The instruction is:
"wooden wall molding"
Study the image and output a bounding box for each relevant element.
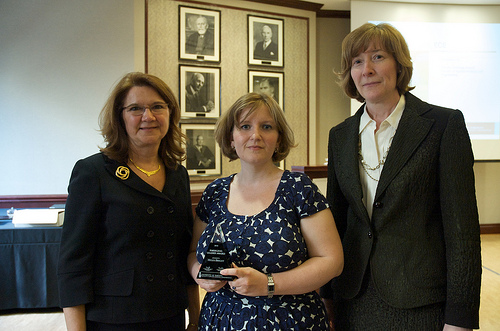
[244,0,349,18]
[2,190,498,234]
[291,165,327,178]
[317,10,350,18]
[291,165,499,234]
[1,192,204,218]
[480,223,500,235]
[0,195,68,209]
[245,0,323,12]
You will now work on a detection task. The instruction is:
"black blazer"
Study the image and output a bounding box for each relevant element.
[323,93,481,329]
[58,153,194,324]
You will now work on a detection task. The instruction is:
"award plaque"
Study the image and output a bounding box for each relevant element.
[197,223,234,280]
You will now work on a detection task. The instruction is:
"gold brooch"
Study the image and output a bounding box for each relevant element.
[115,166,130,180]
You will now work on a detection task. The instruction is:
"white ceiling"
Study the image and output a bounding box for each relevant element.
[318,0,500,11]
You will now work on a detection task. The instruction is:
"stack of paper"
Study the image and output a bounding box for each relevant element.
[12,209,65,227]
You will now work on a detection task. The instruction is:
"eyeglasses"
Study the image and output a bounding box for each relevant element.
[122,103,169,116]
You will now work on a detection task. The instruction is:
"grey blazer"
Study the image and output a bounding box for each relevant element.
[323,92,481,329]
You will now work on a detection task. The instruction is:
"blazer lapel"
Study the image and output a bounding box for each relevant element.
[104,158,173,202]
[334,109,370,222]
[375,93,435,200]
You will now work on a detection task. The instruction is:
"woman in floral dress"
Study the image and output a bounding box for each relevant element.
[187,92,343,330]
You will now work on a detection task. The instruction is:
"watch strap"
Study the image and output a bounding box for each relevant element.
[267,273,275,298]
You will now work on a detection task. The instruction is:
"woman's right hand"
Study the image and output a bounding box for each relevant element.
[188,217,229,292]
[189,253,228,292]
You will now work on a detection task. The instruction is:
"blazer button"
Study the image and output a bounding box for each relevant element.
[147,206,155,214]
[146,252,153,260]
[373,201,383,208]
[168,274,175,281]
[147,230,155,238]
[368,231,373,239]
[167,206,174,214]
[167,251,174,259]
[147,274,154,282]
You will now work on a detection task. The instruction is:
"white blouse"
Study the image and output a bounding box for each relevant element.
[358,94,405,218]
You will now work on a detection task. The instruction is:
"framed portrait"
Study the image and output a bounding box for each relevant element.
[182,123,221,176]
[180,65,220,118]
[179,6,220,62]
[248,70,284,109]
[248,15,284,67]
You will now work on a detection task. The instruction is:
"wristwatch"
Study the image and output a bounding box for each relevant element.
[267,273,275,298]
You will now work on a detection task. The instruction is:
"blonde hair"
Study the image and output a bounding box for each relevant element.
[215,92,296,162]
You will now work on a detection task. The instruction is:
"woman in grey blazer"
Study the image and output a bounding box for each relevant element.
[320,23,481,330]
[58,73,199,330]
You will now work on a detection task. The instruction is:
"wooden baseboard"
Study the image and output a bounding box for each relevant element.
[0,195,68,208]
[480,223,500,234]
[0,192,205,218]
[1,194,499,234]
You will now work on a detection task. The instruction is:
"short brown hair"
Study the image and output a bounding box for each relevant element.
[338,22,414,103]
[98,72,185,168]
[215,92,296,162]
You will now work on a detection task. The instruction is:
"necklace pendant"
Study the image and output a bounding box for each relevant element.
[129,159,161,177]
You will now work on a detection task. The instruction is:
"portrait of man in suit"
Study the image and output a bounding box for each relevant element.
[253,24,279,61]
[185,72,215,113]
[185,15,214,56]
[187,134,215,170]
[258,78,277,102]
[180,65,220,118]
[249,71,283,108]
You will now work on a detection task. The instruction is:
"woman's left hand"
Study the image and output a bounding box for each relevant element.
[197,277,227,293]
[221,264,268,297]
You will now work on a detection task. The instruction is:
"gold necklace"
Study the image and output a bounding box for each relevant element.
[129,158,161,177]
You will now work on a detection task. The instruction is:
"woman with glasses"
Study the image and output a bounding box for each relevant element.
[58,72,199,330]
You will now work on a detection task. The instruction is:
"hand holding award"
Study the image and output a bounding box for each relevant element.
[197,223,234,280]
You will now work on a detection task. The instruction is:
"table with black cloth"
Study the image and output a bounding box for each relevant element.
[0,214,62,310]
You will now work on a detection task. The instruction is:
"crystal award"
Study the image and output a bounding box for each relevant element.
[197,223,234,280]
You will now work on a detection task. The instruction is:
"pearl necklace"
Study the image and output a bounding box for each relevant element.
[358,133,395,182]
[129,158,161,177]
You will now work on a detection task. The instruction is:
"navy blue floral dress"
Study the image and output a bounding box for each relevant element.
[196,170,330,330]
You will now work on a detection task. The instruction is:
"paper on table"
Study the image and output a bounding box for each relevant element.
[12,209,65,227]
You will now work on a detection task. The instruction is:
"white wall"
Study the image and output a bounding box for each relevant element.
[348,0,500,224]
[351,0,500,161]
[0,0,140,195]
[316,17,351,166]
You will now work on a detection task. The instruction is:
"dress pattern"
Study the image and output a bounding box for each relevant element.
[196,171,330,330]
